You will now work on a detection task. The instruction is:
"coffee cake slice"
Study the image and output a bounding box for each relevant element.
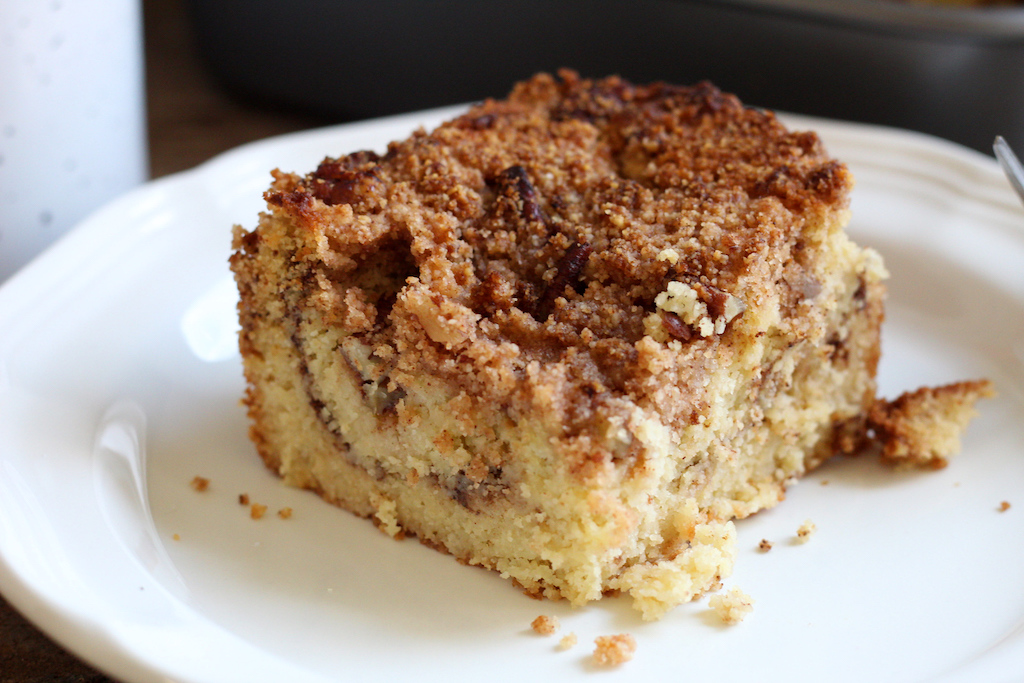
[230,71,887,619]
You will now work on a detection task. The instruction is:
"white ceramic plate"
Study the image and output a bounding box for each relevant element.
[1,107,1022,683]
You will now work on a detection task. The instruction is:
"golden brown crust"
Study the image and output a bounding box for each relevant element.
[868,379,995,469]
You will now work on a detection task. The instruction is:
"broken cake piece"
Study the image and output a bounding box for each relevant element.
[868,379,995,469]
[230,70,892,620]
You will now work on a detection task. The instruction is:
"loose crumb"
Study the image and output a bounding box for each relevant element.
[592,633,636,666]
[999,501,1011,512]
[278,507,294,519]
[172,533,181,541]
[709,587,754,624]
[190,476,209,492]
[796,519,817,543]
[758,539,773,552]
[250,503,267,520]
[239,493,250,505]
[558,632,577,651]
[820,479,830,486]
[531,614,559,636]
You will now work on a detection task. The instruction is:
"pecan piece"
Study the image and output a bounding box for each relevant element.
[692,280,746,333]
[495,165,546,226]
[661,311,693,341]
[460,112,496,130]
[309,152,382,206]
[535,240,592,320]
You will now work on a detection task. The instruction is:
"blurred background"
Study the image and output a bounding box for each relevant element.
[187,0,1024,155]
[1,0,1023,679]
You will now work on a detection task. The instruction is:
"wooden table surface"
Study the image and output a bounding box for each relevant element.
[0,0,331,680]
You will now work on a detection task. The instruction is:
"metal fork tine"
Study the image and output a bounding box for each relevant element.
[994,136,1024,206]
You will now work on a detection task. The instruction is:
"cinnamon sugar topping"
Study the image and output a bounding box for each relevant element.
[254,70,853,447]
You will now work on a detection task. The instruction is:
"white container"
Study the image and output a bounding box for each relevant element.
[0,0,147,282]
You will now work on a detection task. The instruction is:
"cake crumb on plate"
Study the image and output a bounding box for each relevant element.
[709,587,754,624]
[558,632,577,651]
[796,520,817,543]
[531,614,559,636]
[250,503,267,520]
[189,476,209,492]
[999,501,1011,512]
[593,633,636,666]
[758,539,773,552]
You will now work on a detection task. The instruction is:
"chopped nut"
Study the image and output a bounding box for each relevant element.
[661,311,694,341]
[190,476,209,492]
[649,279,745,341]
[250,503,267,520]
[709,587,754,624]
[696,281,746,329]
[495,164,546,226]
[758,539,773,552]
[796,520,816,543]
[535,240,592,320]
[592,633,636,666]
[309,156,381,207]
[531,614,559,636]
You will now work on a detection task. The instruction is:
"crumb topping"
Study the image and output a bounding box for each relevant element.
[593,633,637,666]
[239,70,854,474]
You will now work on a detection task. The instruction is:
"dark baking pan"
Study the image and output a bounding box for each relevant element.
[185,0,1024,152]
